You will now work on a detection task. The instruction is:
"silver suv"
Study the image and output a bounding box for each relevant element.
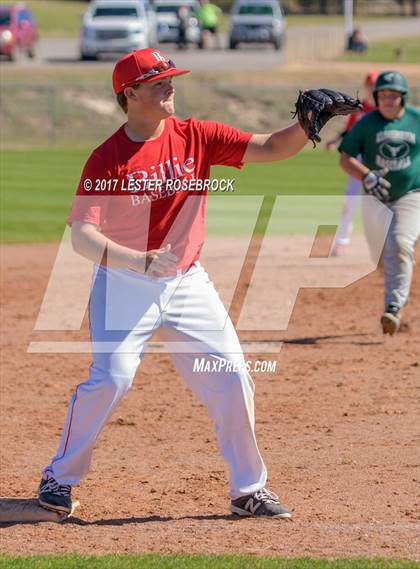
[80,0,156,60]
[229,0,285,50]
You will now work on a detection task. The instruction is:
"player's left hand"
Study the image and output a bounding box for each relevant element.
[325,140,337,151]
[362,168,391,202]
[292,89,362,147]
[144,244,179,277]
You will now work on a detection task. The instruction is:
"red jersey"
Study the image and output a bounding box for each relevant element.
[68,117,252,270]
[343,100,376,134]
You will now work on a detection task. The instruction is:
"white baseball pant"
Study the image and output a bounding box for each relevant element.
[335,176,361,246]
[362,191,420,309]
[43,263,267,499]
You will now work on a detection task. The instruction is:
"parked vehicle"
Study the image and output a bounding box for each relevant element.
[229,0,285,50]
[0,3,38,61]
[80,0,157,60]
[154,0,201,47]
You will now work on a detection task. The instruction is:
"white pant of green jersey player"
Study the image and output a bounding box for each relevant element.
[362,191,420,309]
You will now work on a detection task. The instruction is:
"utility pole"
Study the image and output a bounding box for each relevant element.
[343,0,353,47]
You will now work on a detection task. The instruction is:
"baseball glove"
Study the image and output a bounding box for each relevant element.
[292,89,362,147]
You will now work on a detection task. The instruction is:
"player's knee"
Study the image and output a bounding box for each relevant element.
[106,374,133,395]
[394,235,413,259]
[386,235,412,259]
[90,363,135,395]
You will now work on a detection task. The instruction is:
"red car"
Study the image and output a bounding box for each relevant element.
[0,3,38,60]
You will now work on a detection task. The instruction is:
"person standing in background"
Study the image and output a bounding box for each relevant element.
[197,0,222,49]
[327,72,379,256]
[177,5,191,49]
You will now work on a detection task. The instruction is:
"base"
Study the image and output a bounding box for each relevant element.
[0,498,80,523]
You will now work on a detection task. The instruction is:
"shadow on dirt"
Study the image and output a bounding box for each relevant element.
[241,333,383,346]
[284,333,383,346]
[0,508,242,527]
[66,513,243,526]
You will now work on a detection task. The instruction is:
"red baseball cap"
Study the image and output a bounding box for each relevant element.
[112,49,191,94]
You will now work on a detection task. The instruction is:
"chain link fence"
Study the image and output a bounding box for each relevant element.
[0,83,121,149]
[285,27,343,62]
[0,81,297,149]
[1,79,418,149]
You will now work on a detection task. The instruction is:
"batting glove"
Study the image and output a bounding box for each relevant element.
[362,168,391,202]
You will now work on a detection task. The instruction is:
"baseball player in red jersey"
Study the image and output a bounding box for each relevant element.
[38,49,350,519]
[327,72,379,256]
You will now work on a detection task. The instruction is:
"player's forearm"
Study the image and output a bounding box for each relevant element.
[269,122,309,160]
[339,152,370,180]
[244,122,308,163]
[71,223,142,271]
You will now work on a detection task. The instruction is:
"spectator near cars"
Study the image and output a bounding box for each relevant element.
[229,0,285,50]
[154,0,202,48]
[346,27,368,54]
[196,0,222,49]
[80,0,157,61]
[176,5,192,49]
[0,3,38,61]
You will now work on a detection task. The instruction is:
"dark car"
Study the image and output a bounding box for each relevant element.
[0,4,38,60]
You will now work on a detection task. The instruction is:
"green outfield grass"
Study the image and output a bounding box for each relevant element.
[0,556,418,569]
[0,149,83,242]
[0,149,352,242]
[339,36,419,65]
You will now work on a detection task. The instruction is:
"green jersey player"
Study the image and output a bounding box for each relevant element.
[339,70,420,335]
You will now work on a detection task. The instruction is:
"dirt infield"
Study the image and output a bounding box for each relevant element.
[0,239,419,559]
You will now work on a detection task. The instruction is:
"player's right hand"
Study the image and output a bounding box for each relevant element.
[362,168,391,202]
[143,244,179,277]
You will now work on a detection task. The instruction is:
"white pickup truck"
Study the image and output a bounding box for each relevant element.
[80,0,157,60]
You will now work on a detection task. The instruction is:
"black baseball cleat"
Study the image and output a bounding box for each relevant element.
[381,304,400,336]
[230,488,292,519]
[38,475,73,515]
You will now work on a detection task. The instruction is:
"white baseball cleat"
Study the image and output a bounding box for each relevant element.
[381,305,401,336]
[230,488,292,519]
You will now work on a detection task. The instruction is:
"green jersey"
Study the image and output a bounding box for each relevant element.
[339,106,420,201]
[197,3,220,28]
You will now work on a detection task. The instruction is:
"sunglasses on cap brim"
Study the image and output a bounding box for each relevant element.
[122,59,177,87]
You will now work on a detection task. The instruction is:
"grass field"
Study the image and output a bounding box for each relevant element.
[0,66,111,86]
[339,36,419,65]
[0,149,351,242]
[0,556,418,569]
[0,0,88,38]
